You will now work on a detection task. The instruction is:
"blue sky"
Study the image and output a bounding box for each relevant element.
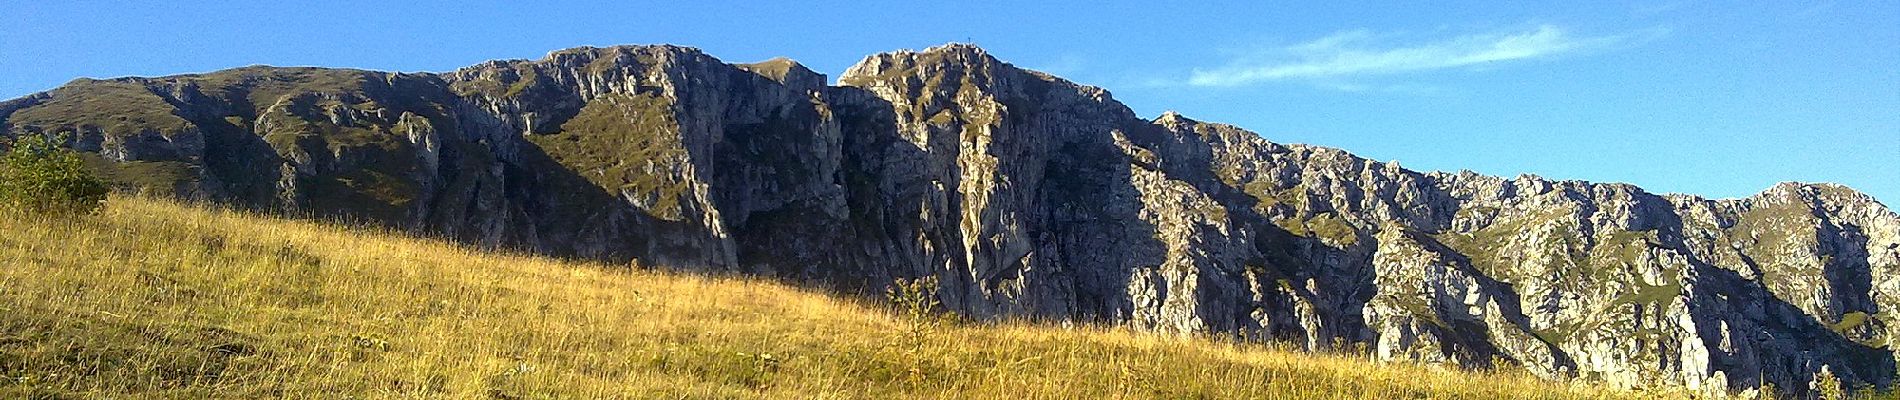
[4,1,1896,203]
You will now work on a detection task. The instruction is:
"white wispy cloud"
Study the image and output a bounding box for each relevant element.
[1187,25,1650,87]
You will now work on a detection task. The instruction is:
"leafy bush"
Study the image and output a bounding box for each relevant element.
[0,134,109,215]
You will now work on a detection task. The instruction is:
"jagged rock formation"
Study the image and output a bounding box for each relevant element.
[3,43,1895,396]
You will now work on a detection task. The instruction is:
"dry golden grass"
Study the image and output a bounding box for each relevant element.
[0,196,1679,399]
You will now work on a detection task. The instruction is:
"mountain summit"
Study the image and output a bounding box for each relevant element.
[3,43,1894,396]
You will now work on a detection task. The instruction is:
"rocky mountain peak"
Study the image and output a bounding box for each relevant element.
[737,57,825,90]
[446,44,720,95]
[1152,110,1201,133]
[542,44,707,65]
[838,42,1006,88]
[1762,181,1884,206]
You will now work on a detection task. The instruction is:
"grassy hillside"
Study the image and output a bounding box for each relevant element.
[0,196,1673,399]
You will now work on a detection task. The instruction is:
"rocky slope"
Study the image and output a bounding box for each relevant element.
[3,43,1895,396]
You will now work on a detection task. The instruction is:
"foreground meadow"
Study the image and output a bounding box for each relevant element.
[0,196,1674,399]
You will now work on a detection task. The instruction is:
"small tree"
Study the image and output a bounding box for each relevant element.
[1812,366,1843,400]
[885,275,944,384]
[0,134,108,216]
[886,276,943,355]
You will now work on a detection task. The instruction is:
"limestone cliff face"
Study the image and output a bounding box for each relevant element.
[5,43,1895,396]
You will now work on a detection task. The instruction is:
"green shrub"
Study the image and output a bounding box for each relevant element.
[0,134,109,215]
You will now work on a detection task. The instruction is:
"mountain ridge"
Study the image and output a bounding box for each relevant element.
[1,44,1884,204]
[3,42,1896,396]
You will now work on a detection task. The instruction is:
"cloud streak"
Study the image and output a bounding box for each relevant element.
[1188,25,1640,87]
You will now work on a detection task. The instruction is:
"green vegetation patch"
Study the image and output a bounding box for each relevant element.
[79,154,195,194]
[252,96,425,224]
[1531,320,1589,346]
[1275,212,1358,247]
[1381,294,1446,329]
[526,93,689,220]
[191,66,373,106]
[1612,282,1683,309]
[1725,199,1824,294]
[1592,231,1652,270]
[450,65,539,99]
[1832,311,1870,335]
[7,80,191,138]
[1244,180,1304,214]
[506,68,539,98]
[1435,208,1584,286]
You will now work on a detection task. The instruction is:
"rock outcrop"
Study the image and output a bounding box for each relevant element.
[5,43,1895,396]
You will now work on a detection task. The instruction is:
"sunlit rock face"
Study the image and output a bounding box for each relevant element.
[6,43,1895,396]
